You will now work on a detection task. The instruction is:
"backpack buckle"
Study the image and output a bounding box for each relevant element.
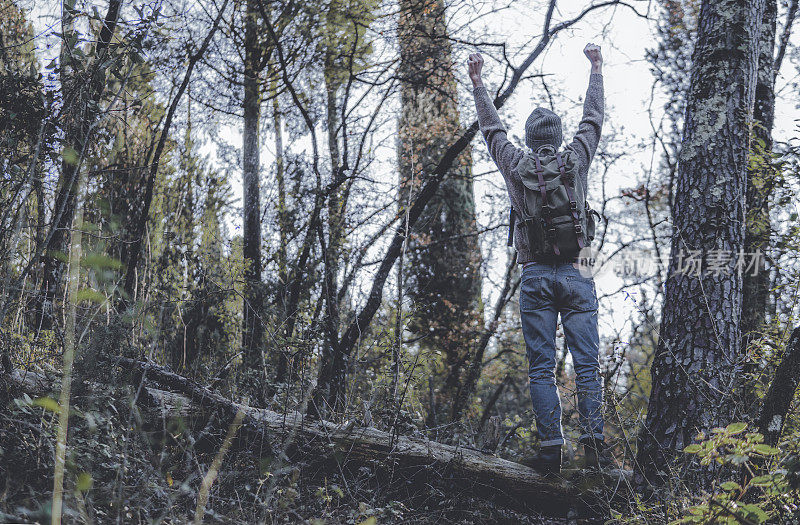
[570,201,578,211]
[574,224,583,234]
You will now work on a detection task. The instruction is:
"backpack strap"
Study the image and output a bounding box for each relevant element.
[534,154,561,256]
[507,208,515,247]
[556,151,585,251]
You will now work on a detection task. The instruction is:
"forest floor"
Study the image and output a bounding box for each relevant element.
[0,370,578,524]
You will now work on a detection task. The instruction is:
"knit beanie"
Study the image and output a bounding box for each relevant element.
[525,107,562,151]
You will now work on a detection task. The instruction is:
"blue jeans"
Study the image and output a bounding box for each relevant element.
[519,261,604,446]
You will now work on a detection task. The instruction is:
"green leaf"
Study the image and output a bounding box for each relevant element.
[62,146,79,166]
[76,288,106,305]
[739,503,769,523]
[75,472,92,492]
[49,249,69,263]
[33,397,60,413]
[727,453,749,465]
[753,444,779,456]
[80,253,122,270]
[720,481,740,491]
[684,444,702,453]
[726,422,747,435]
[749,475,770,486]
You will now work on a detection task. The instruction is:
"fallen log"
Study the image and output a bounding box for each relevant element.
[2,361,632,518]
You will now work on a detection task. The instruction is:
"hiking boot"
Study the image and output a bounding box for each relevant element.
[520,444,562,474]
[582,437,612,470]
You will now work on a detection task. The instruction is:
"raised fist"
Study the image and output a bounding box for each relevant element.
[583,43,602,66]
[467,53,484,87]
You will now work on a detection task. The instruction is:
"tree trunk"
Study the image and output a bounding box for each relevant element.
[241,0,264,373]
[35,0,122,332]
[757,326,800,445]
[741,0,776,346]
[51,151,86,525]
[635,0,765,491]
[3,361,631,519]
[120,1,228,303]
[316,50,346,412]
[742,0,779,421]
[308,1,380,414]
[271,72,291,384]
[397,0,483,427]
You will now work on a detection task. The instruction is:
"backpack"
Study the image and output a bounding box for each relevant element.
[507,146,600,260]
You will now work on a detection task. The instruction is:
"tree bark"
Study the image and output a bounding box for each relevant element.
[741,0,776,345]
[35,0,122,332]
[271,71,291,384]
[3,362,630,519]
[315,39,346,412]
[397,0,483,427]
[51,155,86,525]
[757,326,800,445]
[635,0,765,491]
[241,0,264,372]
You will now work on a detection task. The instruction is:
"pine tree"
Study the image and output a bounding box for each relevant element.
[397,0,483,426]
[241,0,265,379]
[636,0,765,490]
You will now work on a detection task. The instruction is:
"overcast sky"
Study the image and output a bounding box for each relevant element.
[28,0,800,352]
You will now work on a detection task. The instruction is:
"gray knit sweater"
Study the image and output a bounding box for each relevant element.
[472,72,604,264]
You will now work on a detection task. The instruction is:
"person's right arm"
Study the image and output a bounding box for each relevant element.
[468,53,522,177]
